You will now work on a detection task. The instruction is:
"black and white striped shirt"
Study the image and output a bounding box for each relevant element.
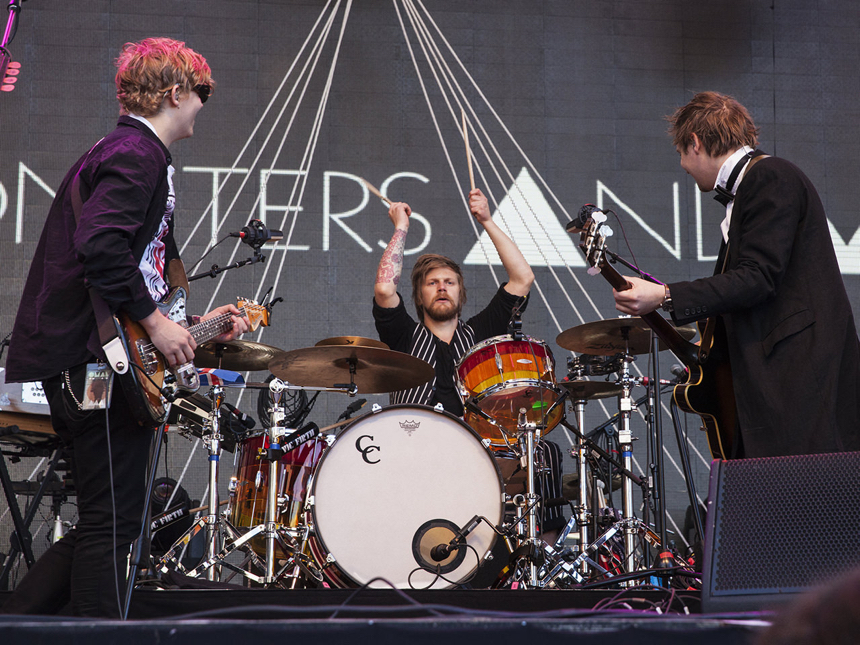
[373,284,527,416]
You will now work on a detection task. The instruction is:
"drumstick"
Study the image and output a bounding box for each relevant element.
[360,177,391,206]
[318,417,357,434]
[462,108,475,192]
[189,499,230,514]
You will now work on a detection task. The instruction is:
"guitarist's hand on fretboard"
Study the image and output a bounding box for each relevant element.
[613,276,666,317]
[201,303,250,343]
[140,308,197,367]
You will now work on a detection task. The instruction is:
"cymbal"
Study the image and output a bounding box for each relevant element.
[315,336,389,349]
[558,379,622,401]
[556,318,697,355]
[194,340,284,372]
[268,345,435,394]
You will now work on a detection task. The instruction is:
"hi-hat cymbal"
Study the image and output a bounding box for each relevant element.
[268,345,434,394]
[315,336,389,349]
[194,340,284,372]
[558,379,622,401]
[556,318,696,355]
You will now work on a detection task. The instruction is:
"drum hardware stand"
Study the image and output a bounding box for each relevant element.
[557,416,652,580]
[615,348,639,575]
[155,386,273,585]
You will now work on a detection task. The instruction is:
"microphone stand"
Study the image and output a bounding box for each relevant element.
[188,246,266,282]
[1,0,26,84]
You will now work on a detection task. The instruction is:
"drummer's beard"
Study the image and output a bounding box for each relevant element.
[424,296,461,323]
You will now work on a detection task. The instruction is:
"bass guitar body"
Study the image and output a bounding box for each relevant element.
[115,288,198,425]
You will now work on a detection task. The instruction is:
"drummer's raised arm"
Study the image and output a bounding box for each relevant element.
[374,201,411,309]
[468,188,533,297]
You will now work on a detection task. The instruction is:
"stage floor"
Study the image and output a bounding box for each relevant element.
[0,588,770,645]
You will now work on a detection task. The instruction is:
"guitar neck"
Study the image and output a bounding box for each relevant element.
[187,307,245,346]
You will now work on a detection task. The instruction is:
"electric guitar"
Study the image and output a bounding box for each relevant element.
[576,214,737,459]
[114,287,271,425]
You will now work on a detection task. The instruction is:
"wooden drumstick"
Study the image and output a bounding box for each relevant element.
[189,499,230,514]
[360,177,391,206]
[462,108,475,191]
[317,417,357,434]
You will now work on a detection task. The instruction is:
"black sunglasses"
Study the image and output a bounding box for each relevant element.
[193,83,211,104]
[194,83,212,103]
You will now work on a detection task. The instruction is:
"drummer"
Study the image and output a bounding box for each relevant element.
[372,188,565,541]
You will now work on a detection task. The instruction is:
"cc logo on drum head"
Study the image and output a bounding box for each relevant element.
[355,434,380,464]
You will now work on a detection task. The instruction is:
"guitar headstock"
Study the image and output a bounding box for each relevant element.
[237,298,271,332]
[578,212,614,276]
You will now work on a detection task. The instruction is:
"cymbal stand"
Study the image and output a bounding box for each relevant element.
[203,384,225,580]
[566,361,593,573]
[616,350,638,575]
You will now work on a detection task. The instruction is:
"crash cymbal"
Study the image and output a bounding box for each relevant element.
[268,345,434,394]
[194,340,284,372]
[556,318,697,355]
[315,336,389,349]
[558,379,622,401]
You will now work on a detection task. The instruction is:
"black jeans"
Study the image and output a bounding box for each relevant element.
[1,364,155,617]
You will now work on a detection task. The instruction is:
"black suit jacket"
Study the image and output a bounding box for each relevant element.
[669,153,860,458]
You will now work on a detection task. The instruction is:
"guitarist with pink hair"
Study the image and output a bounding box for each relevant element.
[2,38,248,616]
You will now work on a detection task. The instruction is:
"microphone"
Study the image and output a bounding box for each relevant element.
[337,398,367,421]
[429,515,481,562]
[229,219,284,248]
[671,364,688,383]
[222,402,256,430]
[566,204,606,232]
[280,422,320,453]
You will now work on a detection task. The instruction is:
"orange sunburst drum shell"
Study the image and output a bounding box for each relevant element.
[456,335,562,448]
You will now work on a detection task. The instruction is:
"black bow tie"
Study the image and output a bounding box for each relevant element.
[713,185,734,207]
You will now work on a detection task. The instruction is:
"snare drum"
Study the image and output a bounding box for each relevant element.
[456,335,562,448]
[308,405,503,589]
[228,431,326,556]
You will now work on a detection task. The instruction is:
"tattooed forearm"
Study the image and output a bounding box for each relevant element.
[376,228,407,285]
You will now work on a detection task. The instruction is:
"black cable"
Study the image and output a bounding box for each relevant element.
[329,576,444,619]
[103,399,123,617]
[187,234,233,273]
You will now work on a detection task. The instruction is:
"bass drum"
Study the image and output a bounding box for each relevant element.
[308,405,504,589]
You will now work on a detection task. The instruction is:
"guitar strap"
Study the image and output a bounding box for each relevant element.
[70,140,130,375]
[697,154,770,363]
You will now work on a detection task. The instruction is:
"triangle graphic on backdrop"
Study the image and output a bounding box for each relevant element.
[463,167,585,267]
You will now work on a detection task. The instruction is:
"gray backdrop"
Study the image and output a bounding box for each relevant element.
[1,0,858,580]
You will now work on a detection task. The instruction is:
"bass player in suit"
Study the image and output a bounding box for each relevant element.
[613,91,860,459]
[1,38,248,617]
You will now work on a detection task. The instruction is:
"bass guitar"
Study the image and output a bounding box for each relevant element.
[575,213,736,459]
[114,287,271,425]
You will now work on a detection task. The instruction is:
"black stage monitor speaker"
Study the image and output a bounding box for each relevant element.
[702,451,860,613]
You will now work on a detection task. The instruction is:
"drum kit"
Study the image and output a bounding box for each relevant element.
[154,316,698,591]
